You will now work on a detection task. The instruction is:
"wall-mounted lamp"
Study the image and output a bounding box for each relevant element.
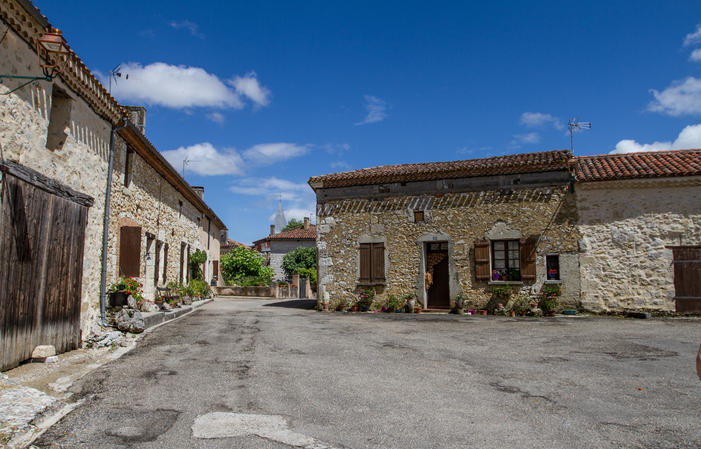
[0,25,72,95]
[36,28,71,78]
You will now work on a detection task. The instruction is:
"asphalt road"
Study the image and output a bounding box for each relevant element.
[36,298,701,448]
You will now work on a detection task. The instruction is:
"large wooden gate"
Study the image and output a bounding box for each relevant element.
[0,161,93,371]
[672,246,701,314]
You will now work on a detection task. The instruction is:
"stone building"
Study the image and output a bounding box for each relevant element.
[309,150,580,310]
[574,149,701,314]
[254,217,316,280]
[0,0,227,369]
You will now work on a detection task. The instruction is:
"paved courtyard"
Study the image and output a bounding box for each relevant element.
[35,297,701,448]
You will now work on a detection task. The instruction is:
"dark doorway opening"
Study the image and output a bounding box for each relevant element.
[426,242,450,309]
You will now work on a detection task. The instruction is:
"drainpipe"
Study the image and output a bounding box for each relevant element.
[99,117,128,326]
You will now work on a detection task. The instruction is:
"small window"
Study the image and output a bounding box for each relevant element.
[178,201,183,218]
[414,210,424,222]
[124,148,134,187]
[546,255,560,280]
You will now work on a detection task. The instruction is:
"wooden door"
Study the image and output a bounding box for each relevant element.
[0,162,92,371]
[672,247,701,313]
[427,243,450,309]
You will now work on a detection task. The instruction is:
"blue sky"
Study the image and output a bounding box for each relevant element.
[39,1,701,244]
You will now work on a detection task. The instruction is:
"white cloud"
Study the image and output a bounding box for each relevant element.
[106,62,270,110]
[242,143,309,165]
[519,112,564,130]
[323,143,351,155]
[169,20,204,38]
[206,112,226,124]
[230,177,316,223]
[690,48,701,62]
[510,132,541,148]
[330,161,351,170]
[355,95,389,125]
[229,72,271,108]
[683,23,701,47]
[610,124,701,154]
[162,142,244,176]
[648,77,701,116]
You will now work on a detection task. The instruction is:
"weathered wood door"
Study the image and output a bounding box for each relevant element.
[672,247,701,313]
[427,243,450,309]
[0,161,92,371]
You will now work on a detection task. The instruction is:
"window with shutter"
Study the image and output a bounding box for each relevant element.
[359,242,385,283]
[119,226,142,278]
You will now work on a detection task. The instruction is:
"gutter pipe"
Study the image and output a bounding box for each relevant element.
[99,118,128,326]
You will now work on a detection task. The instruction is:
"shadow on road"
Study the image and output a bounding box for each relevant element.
[263,299,317,309]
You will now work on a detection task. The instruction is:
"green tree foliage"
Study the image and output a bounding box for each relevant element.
[281,218,304,232]
[189,249,208,281]
[282,247,317,278]
[221,246,270,279]
[297,268,317,286]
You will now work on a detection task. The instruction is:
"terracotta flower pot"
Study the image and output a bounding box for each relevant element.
[350,305,359,312]
[510,311,516,317]
[416,308,422,314]
[479,309,488,315]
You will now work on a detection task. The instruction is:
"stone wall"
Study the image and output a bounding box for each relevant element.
[0,31,112,337]
[316,182,580,310]
[576,179,701,312]
[107,136,202,299]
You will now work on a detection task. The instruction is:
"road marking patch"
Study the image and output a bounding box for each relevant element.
[192,412,336,448]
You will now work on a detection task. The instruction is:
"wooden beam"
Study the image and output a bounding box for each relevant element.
[0,160,94,207]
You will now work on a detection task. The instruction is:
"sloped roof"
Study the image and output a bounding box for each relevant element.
[308,150,572,189]
[266,225,316,240]
[222,239,249,249]
[575,149,701,182]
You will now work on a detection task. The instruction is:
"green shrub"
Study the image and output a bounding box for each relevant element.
[282,247,317,278]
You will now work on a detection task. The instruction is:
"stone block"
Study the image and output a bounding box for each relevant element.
[31,345,56,358]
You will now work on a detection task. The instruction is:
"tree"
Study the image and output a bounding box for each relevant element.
[282,247,317,278]
[220,246,270,279]
[282,219,304,232]
[189,249,208,281]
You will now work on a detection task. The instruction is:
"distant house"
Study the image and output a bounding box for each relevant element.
[254,218,316,280]
[574,149,701,314]
[221,238,251,255]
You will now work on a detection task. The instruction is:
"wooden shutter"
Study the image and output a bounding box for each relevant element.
[154,240,162,286]
[163,243,168,282]
[359,243,371,282]
[672,247,701,313]
[372,243,385,283]
[520,238,536,281]
[474,239,491,281]
[119,226,141,277]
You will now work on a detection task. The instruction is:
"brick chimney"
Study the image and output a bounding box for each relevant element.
[304,217,310,230]
[270,224,275,235]
[191,186,204,200]
[124,106,146,135]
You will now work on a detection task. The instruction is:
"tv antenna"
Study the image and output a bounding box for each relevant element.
[108,64,129,94]
[568,118,591,152]
[182,158,201,177]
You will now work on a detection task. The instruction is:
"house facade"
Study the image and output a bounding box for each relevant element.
[574,150,701,314]
[309,150,581,310]
[0,0,227,370]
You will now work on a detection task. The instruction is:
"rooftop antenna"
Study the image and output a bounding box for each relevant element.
[108,64,130,94]
[182,158,201,177]
[568,117,591,153]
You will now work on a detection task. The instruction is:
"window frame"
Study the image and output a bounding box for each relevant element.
[491,239,521,271]
[546,254,561,281]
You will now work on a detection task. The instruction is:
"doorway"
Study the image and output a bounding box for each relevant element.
[671,246,701,313]
[426,242,450,309]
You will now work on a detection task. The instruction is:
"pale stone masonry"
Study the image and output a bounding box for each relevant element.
[0,0,227,347]
[310,151,581,310]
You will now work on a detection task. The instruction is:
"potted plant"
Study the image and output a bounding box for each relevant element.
[386,295,399,313]
[404,294,415,313]
[541,284,562,316]
[357,288,375,312]
[492,269,501,281]
[109,276,144,308]
[511,293,531,316]
[415,305,423,313]
[337,298,348,312]
[350,301,359,312]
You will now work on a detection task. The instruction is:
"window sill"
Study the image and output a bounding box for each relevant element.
[544,280,562,284]
[356,282,386,286]
[488,281,524,285]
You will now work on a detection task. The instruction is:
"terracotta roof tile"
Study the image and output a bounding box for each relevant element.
[308,150,572,189]
[575,149,701,182]
[265,225,317,241]
[222,239,249,249]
